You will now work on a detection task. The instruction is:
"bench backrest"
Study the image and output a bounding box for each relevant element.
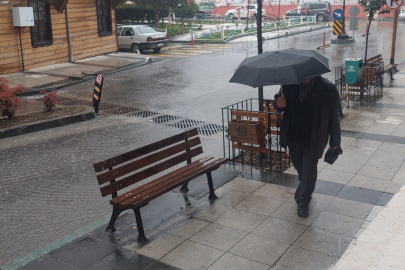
[365,54,383,64]
[93,128,202,197]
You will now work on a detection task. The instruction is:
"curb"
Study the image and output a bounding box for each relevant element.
[22,58,164,96]
[0,110,96,139]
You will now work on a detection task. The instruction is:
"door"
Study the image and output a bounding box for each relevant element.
[118,27,135,49]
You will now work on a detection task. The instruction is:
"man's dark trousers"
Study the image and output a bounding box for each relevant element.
[288,139,319,207]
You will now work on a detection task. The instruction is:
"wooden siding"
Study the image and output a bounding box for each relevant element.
[0,0,118,75]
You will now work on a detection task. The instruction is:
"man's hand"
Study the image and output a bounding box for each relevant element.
[277,94,286,109]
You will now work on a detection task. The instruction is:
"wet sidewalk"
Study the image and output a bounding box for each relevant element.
[1,52,160,94]
[3,66,405,269]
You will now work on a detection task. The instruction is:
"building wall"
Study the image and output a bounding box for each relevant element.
[0,0,118,75]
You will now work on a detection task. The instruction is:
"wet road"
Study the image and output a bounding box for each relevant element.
[1,20,404,266]
[61,20,405,123]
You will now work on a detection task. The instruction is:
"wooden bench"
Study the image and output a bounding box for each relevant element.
[93,128,229,243]
[365,54,398,80]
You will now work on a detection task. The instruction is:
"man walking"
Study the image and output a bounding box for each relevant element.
[274,75,341,217]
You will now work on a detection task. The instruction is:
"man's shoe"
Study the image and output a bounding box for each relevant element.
[297,206,309,217]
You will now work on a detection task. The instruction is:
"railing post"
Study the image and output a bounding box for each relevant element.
[314,14,317,24]
[301,16,303,24]
[288,18,291,26]
[221,27,224,41]
[241,24,244,34]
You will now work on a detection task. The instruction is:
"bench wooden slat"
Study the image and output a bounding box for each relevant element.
[96,137,201,185]
[99,146,203,197]
[110,156,213,205]
[93,128,199,172]
[384,64,397,72]
[114,157,218,207]
[126,158,229,209]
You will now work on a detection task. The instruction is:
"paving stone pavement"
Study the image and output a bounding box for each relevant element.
[2,68,405,269]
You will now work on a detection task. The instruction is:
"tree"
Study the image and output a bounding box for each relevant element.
[175,0,197,19]
[358,0,390,62]
[134,0,182,28]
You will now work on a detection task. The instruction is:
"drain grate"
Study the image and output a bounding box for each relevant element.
[103,106,140,115]
[169,119,205,129]
[57,97,93,107]
[127,111,160,118]
[98,103,124,111]
[152,115,181,124]
[197,123,224,136]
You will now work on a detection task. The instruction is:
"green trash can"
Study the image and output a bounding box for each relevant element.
[345,58,363,84]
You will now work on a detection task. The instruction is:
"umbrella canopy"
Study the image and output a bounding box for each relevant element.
[229,48,331,88]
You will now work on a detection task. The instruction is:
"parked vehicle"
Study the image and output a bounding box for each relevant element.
[399,7,405,20]
[116,25,168,53]
[285,1,332,22]
[225,5,267,20]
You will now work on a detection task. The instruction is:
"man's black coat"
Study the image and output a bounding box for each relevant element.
[273,76,341,159]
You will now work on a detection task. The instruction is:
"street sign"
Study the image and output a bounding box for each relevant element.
[385,0,404,10]
[93,74,104,114]
[333,20,343,35]
[349,17,359,30]
[333,9,344,21]
[349,6,360,17]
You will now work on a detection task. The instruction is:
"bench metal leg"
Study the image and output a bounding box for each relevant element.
[206,172,218,200]
[390,70,394,80]
[134,208,149,244]
[106,206,125,233]
[180,183,189,193]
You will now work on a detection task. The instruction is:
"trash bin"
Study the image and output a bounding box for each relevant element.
[345,58,363,84]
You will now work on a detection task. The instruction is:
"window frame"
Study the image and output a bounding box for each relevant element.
[96,0,113,37]
[27,0,53,48]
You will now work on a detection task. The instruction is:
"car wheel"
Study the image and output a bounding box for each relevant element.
[228,13,234,20]
[132,43,141,54]
[153,48,161,53]
[317,14,325,22]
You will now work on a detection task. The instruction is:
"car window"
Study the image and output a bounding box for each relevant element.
[247,5,256,9]
[117,27,123,36]
[310,4,325,9]
[137,26,158,34]
[121,27,134,36]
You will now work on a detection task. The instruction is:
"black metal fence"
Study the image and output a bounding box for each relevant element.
[334,63,383,103]
[221,98,291,173]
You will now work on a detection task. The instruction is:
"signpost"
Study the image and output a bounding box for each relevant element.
[333,20,343,35]
[93,74,103,114]
[385,0,404,65]
[349,6,360,38]
[333,8,344,21]
[385,0,404,10]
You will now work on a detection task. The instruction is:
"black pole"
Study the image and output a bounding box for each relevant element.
[342,0,346,35]
[257,0,263,112]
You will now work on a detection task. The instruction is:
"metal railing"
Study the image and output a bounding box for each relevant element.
[335,63,384,103]
[221,98,291,173]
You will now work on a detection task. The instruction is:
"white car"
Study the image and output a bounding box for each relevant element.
[117,25,169,53]
[225,5,267,20]
[399,7,405,20]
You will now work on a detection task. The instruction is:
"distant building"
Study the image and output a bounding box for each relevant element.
[0,0,122,75]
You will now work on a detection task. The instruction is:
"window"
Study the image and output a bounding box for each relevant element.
[309,4,326,9]
[27,0,52,47]
[121,27,134,36]
[136,26,157,34]
[117,27,123,36]
[96,0,112,37]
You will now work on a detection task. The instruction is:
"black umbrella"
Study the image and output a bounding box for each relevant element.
[229,48,331,88]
